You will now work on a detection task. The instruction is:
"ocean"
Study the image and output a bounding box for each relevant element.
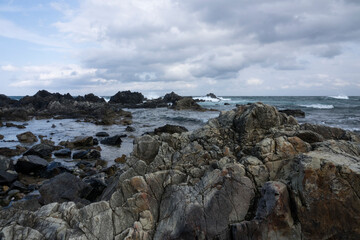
[2,95,359,167]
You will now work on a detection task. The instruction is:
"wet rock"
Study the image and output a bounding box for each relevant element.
[0,147,24,157]
[73,136,95,148]
[95,131,109,137]
[301,123,360,142]
[5,122,26,129]
[224,103,230,105]
[115,154,127,164]
[100,134,125,146]
[73,149,101,160]
[125,126,136,132]
[16,131,38,143]
[0,170,18,184]
[15,155,48,175]
[279,109,305,118]
[83,173,107,201]
[295,130,325,143]
[39,172,92,205]
[154,124,188,135]
[0,134,4,140]
[109,90,144,104]
[40,162,71,178]
[171,97,205,111]
[206,93,217,98]
[10,181,28,191]
[0,156,12,171]
[23,144,55,159]
[53,148,71,157]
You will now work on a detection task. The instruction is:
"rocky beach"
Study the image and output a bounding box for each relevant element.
[0,91,359,239]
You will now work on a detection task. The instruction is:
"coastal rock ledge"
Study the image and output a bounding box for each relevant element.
[1,102,360,240]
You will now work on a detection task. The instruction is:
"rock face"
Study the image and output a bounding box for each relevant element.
[279,109,305,118]
[109,90,144,104]
[1,102,360,240]
[172,97,206,111]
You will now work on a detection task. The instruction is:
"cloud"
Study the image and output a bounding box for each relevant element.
[246,78,264,86]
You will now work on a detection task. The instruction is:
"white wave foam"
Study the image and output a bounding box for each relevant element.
[329,95,349,100]
[300,104,334,109]
[193,96,231,102]
[145,93,160,100]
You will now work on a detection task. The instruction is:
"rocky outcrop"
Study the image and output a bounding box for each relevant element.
[1,102,360,239]
[279,109,305,118]
[109,90,144,105]
[16,131,38,143]
[153,124,188,135]
[171,97,206,111]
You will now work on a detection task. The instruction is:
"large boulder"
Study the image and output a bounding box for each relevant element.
[15,155,48,175]
[16,131,38,143]
[109,91,144,104]
[39,172,93,205]
[100,135,125,146]
[132,135,160,164]
[154,124,188,135]
[301,123,360,142]
[23,144,55,159]
[163,91,183,104]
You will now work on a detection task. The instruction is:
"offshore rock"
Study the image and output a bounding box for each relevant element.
[171,97,206,111]
[16,131,38,143]
[109,90,144,105]
[153,124,188,135]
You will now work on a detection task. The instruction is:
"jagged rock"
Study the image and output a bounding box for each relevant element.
[84,93,106,103]
[39,172,92,205]
[0,156,12,171]
[40,162,71,178]
[154,124,188,135]
[126,126,136,132]
[100,135,125,146]
[15,155,48,175]
[0,170,18,184]
[295,130,325,143]
[73,136,94,148]
[109,90,144,104]
[163,91,183,104]
[23,144,55,159]
[171,97,205,111]
[279,109,305,118]
[206,93,217,98]
[53,148,71,157]
[133,135,160,164]
[231,181,301,239]
[16,131,38,143]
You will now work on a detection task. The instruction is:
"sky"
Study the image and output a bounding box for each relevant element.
[0,0,360,97]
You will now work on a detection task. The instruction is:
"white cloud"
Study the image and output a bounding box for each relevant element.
[246,78,264,86]
[1,64,18,71]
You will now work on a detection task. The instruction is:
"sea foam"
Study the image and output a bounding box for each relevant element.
[193,96,231,102]
[300,104,334,109]
[329,95,349,100]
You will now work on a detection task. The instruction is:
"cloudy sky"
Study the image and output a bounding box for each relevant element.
[1,0,360,97]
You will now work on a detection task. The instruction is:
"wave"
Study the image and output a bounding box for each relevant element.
[300,104,334,109]
[328,95,349,100]
[193,96,231,102]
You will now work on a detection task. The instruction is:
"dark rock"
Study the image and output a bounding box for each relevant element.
[109,90,144,104]
[23,144,55,159]
[301,123,360,141]
[40,162,71,178]
[295,130,325,143]
[53,148,72,157]
[95,132,109,137]
[83,173,107,201]
[100,135,125,146]
[0,147,23,157]
[0,94,17,107]
[0,134,4,140]
[39,172,92,205]
[51,124,56,128]
[16,131,38,143]
[163,91,183,104]
[279,109,305,118]
[73,149,101,160]
[154,124,188,135]
[84,93,105,103]
[0,156,12,171]
[73,136,94,148]
[0,170,18,184]
[114,154,127,164]
[171,97,205,111]
[125,126,135,132]
[224,103,230,105]
[5,122,26,129]
[15,155,48,175]
[10,181,28,191]
[206,93,217,98]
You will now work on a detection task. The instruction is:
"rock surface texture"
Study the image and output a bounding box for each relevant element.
[1,102,359,240]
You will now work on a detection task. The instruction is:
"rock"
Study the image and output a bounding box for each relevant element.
[53,148,71,157]
[301,123,360,142]
[206,93,217,98]
[163,91,183,104]
[0,170,18,184]
[40,162,70,178]
[231,181,301,239]
[115,154,127,164]
[171,97,205,111]
[73,149,101,160]
[0,134,4,140]
[5,122,26,129]
[0,147,24,157]
[133,135,160,164]
[295,130,325,143]
[125,126,136,132]
[224,103,230,105]
[0,94,17,107]
[0,156,12,171]
[83,173,107,201]
[154,124,188,135]
[23,144,55,159]
[39,172,92,205]
[109,90,144,104]
[279,109,305,118]
[95,132,109,137]
[73,136,94,148]
[15,155,48,175]
[16,131,38,143]
[287,146,360,239]
[100,135,125,146]
[84,93,106,103]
